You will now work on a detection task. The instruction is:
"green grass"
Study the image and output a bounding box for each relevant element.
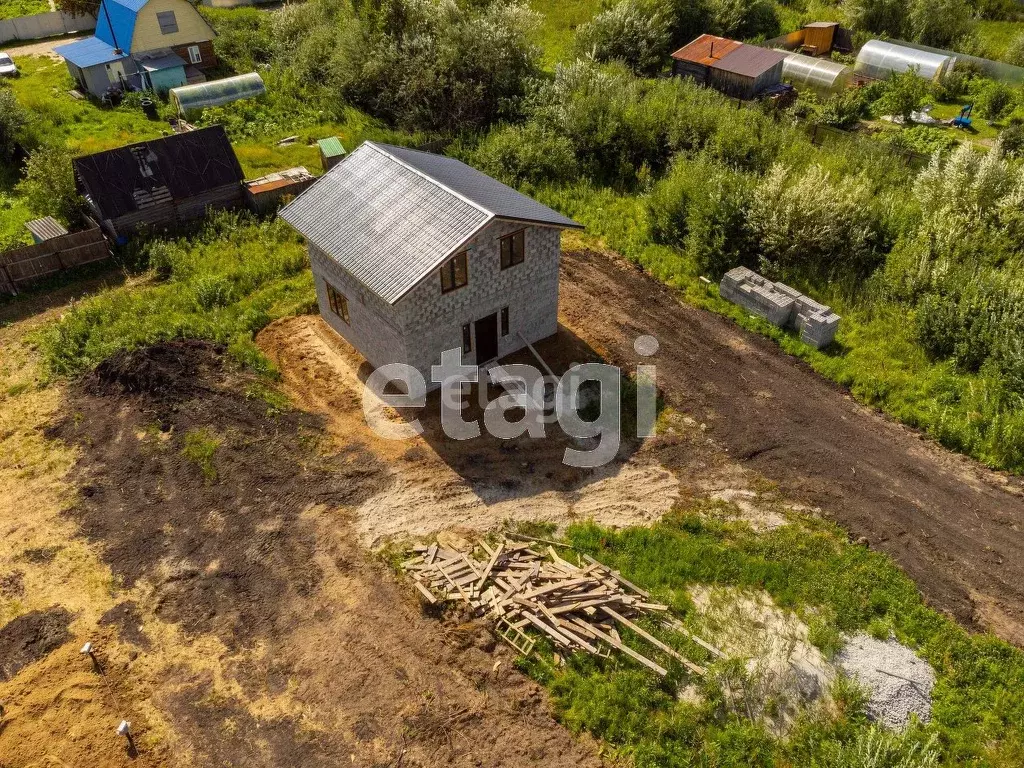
[0,0,50,21]
[182,427,222,483]
[529,0,600,69]
[35,212,315,378]
[522,509,1024,767]
[976,20,1024,59]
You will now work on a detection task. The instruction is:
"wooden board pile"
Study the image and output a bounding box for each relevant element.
[403,538,723,677]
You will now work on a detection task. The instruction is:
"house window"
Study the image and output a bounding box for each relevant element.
[462,323,472,354]
[326,283,349,324]
[440,251,468,293]
[500,230,525,269]
[187,45,202,64]
[157,11,178,34]
[501,306,509,336]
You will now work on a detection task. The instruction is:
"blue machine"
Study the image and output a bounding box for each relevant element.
[952,103,973,129]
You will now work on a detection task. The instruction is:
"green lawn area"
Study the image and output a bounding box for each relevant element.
[0,0,50,21]
[529,0,600,68]
[976,20,1024,59]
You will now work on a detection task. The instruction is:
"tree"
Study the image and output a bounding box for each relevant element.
[573,0,672,76]
[17,143,84,226]
[976,80,1016,121]
[708,0,779,39]
[874,68,929,124]
[0,88,28,162]
[55,0,101,17]
[1004,33,1024,67]
[909,0,975,49]
[842,0,907,38]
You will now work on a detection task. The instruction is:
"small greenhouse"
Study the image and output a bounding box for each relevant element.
[170,72,266,115]
[854,40,954,82]
[781,52,853,94]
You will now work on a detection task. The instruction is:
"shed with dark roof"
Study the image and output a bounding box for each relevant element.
[73,125,245,242]
[279,142,582,383]
[671,34,787,99]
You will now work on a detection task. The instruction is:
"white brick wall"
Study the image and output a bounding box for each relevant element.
[307,220,562,388]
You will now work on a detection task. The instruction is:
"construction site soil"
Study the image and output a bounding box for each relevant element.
[558,248,1024,647]
[23,340,602,767]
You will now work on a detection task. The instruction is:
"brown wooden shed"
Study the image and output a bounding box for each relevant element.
[801,22,839,56]
[671,34,787,100]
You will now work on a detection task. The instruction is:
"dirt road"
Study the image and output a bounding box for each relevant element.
[559,249,1024,646]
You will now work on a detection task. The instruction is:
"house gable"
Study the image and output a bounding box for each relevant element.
[128,0,216,53]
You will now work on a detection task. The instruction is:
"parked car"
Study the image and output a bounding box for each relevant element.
[0,53,18,77]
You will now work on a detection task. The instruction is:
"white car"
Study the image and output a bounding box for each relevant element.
[0,53,18,77]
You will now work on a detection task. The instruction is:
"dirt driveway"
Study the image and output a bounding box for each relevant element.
[558,248,1024,646]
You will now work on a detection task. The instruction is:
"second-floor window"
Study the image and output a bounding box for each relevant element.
[500,230,525,269]
[157,11,178,34]
[441,251,468,293]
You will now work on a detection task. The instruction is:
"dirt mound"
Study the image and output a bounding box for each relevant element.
[89,340,224,398]
[0,606,72,681]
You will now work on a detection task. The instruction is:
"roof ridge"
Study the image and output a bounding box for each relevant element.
[363,141,495,220]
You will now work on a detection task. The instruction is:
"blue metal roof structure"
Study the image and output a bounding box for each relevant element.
[53,36,128,68]
[95,0,147,52]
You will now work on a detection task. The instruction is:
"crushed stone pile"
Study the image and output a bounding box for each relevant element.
[837,633,935,729]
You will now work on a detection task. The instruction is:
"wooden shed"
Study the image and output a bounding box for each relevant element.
[244,167,316,214]
[801,22,839,56]
[671,35,787,100]
[73,125,245,243]
[317,137,347,172]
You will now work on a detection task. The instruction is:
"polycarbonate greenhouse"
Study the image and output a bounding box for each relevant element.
[854,40,954,81]
[170,73,266,115]
[780,52,853,94]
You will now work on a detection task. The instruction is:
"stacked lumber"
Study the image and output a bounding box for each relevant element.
[403,538,720,677]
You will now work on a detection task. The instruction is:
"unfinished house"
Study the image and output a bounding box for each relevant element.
[279,142,583,386]
[671,34,787,100]
[73,125,245,243]
[720,267,840,349]
[54,0,217,99]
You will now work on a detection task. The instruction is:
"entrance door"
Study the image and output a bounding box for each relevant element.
[474,313,498,363]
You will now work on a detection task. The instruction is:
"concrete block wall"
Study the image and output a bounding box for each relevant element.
[309,245,408,371]
[306,221,561,389]
[399,220,561,382]
[721,266,840,349]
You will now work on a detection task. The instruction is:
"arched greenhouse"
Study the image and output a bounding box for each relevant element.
[854,40,954,81]
[170,73,267,115]
[781,52,853,94]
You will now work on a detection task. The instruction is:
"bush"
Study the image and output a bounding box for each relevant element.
[203,7,276,72]
[873,68,929,123]
[467,122,579,187]
[975,80,1016,121]
[572,0,672,76]
[750,163,881,280]
[843,0,907,38]
[16,143,84,225]
[0,87,28,162]
[817,88,870,129]
[1004,33,1024,66]
[909,0,975,48]
[708,0,779,39]
[1001,119,1024,156]
[879,125,959,156]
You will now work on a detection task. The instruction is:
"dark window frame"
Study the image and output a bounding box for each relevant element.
[500,230,525,270]
[500,306,510,336]
[441,250,469,294]
[157,10,178,34]
[462,323,472,354]
[325,283,350,324]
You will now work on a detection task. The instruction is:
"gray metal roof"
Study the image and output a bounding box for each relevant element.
[279,142,581,305]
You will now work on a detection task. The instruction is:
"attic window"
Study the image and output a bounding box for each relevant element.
[157,11,178,35]
[440,251,468,293]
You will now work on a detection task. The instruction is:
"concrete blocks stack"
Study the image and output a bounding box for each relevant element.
[719,267,840,349]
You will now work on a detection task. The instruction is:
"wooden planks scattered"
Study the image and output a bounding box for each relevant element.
[403,538,716,678]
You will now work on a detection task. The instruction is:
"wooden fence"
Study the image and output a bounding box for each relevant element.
[0,227,110,295]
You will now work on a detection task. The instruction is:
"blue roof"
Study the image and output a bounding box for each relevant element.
[54,36,128,68]
[95,0,147,51]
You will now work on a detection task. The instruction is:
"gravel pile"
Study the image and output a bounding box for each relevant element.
[837,634,935,729]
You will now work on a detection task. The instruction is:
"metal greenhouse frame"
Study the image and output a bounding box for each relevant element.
[854,40,954,81]
[781,52,853,94]
[170,72,266,115]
